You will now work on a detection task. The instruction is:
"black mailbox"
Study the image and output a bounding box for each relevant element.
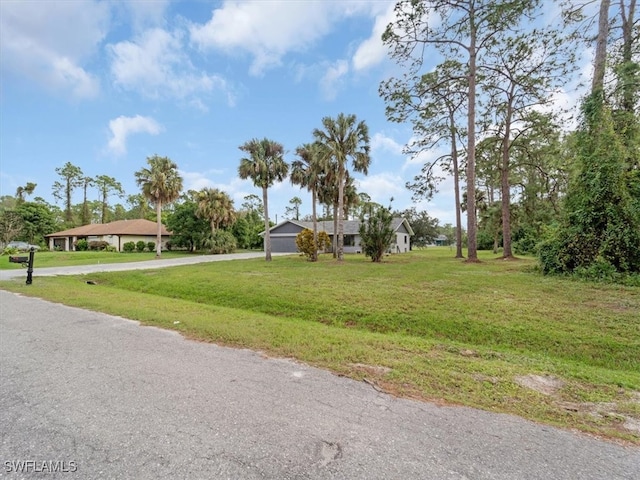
[8,247,35,284]
[9,256,28,263]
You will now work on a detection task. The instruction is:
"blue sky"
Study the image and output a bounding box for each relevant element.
[0,0,590,226]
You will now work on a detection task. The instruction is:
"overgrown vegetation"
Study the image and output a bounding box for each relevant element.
[2,249,638,443]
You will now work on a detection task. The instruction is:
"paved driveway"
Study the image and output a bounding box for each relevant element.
[0,252,287,281]
[1,291,638,479]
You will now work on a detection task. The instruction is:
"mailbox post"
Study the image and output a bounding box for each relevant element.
[8,247,35,285]
[26,247,35,284]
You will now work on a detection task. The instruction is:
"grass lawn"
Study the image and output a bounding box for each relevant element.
[1,247,638,444]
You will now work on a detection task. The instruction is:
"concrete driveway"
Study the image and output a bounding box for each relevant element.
[0,252,287,281]
[1,290,638,479]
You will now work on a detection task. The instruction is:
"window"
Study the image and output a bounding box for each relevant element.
[404,235,407,244]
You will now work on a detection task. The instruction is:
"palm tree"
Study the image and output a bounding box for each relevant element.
[196,188,236,247]
[135,155,183,257]
[238,138,289,261]
[291,143,326,261]
[313,113,370,261]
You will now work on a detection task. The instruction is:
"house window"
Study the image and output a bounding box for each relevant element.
[404,235,407,244]
[344,235,355,246]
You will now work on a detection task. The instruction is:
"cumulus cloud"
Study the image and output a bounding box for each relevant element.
[190,1,336,75]
[107,115,163,156]
[371,132,404,155]
[0,0,108,98]
[108,28,232,106]
[189,1,387,76]
[352,2,395,72]
[355,173,405,205]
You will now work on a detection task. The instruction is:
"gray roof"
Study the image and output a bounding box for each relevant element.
[268,218,414,236]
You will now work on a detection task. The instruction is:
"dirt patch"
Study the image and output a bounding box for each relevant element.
[515,374,565,396]
[349,363,392,376]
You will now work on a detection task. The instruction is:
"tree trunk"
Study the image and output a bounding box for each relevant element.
[155,200,162,257]
[592,0,611,96]
[312,189,318,262]
[620,0,637,114]
[466,9,478,262]
[501,97,514,259]
[332,204,338,258]
[450,110,464,259]
[262,186,272,261]
[337,165,345,262]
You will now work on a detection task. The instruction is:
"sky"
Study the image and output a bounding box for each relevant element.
[0,0,592,226]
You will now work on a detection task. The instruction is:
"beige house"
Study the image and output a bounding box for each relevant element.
[45,219,171,252]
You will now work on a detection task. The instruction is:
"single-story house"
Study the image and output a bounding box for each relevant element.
[264,217,414,254]
[434,234,449,246]
[45,219,171,252]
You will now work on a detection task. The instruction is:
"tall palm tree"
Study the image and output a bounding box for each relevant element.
[135,154,183,257]
[313,113,370,261]
[196,187,236,246]
[291,142,326,261]
[238,138,289,261]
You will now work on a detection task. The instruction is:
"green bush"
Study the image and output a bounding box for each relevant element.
[136,240,146,252]
[75,239,89,251]
[105,245,117,252]
[206,230,237,254]
[147,241,155,252]
[123,241,136,253]
[295,229,331,260]
[89,240,110,251]
[359,205,394,262]
[2,246,18,256]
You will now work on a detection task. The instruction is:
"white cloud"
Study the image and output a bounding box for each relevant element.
[107,115,163,156]
[108,28,231,106]
[190,1,336,75]
[371,132,404,155]
[356,173,405,205]
[352,2,395,72]
[320,60,349,100]
[189,1,388,76]
[0,0,108,98]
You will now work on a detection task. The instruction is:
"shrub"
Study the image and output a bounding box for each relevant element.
[206,230,237,254]
[89,240,110,251]
[295,229,330,260]
[105,245,117,252]
[147,241,155,252]
[123,241,136,253]
[359,205,394,262]
[1,246,18,256]
[75,239,89,251]
[136,240,146,252]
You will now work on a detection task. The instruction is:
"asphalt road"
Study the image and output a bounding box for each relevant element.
[1,290,638,479]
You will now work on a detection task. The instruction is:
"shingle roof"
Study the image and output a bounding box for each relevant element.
[270,217,413,236]
[46,219,171,237]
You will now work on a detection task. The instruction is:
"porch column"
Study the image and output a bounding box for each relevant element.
[72,236,77,251]
[49,237,54,250]
[64,237,69,251]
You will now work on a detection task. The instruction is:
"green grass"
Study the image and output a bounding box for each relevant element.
[0,250,203,270]
[2,247,638,443]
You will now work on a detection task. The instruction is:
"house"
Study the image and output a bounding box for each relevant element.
[434,234,449,246]
[45,219,171,252]
[265,217,414,254]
